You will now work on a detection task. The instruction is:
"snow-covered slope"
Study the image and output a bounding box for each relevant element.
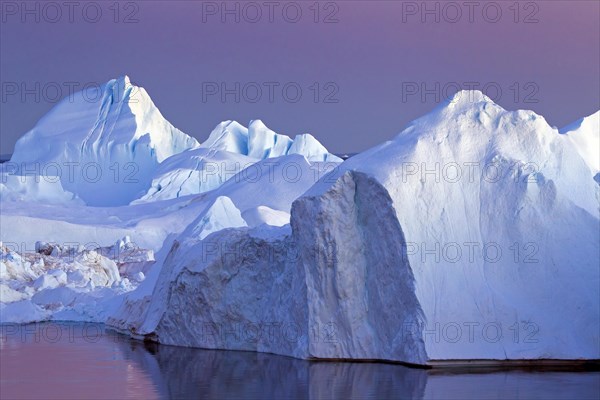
[107,154,342,335]
[135,148,257,203]
[109,91,599,365]
[1,155,333,324]
[0,166,83,205]
[109,169,427,363]
[560,110,599,175]
[299,92,599,362]
[200,121,249,154]
[138,138,341,203]
[2,76,340,205]
[7,76,199,206]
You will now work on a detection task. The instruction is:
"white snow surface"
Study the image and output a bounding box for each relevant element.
[560,110,600,174]
[0,168,84,205]
[2,85,599,366]
[135,148,258,203]
[2,76,340,205]
[202,119,342,163]
[0,239,153,323]
[136,122,342,203]
[107,91,599,365]
[7,76,199,206]
[299,91,600,361]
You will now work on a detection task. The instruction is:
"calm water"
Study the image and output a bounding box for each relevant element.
[0,323,598,400]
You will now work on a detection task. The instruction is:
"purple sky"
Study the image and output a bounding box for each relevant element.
[1,1,599,154]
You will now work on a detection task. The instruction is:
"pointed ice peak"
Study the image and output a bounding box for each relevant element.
[394,87,557,148]
[289,133,341,162]
[9,75,199,205]
[105,75,132,88]
[410,89,506,127]
[189,195,247,240]
[213,119,246,132]
[223,120,248,132]
[200,120,341,162]
[248,119,283,139]
[110,75,139,99]
[248,119,269,130]
[202,120,249,154]
[444,90,496,108]
[248,120,292,159]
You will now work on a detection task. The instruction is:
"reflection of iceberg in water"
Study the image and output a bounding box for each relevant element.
[119,339,427,399]
[1,322,599,399]
[118,337,600,400]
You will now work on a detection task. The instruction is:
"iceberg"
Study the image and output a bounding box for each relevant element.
[2,80,599,367]
[135,148,257,203]
[108,91,599,365]
[201,120,249,155]
[2,77,341,206]
[201,119,342,163]
[7,76,199,206]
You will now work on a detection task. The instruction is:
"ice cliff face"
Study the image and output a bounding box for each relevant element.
[108,91,599,364]
[305,91,600,361]
[8,76,199,206]
[109,170,428,364]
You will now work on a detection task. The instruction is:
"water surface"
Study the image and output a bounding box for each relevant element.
[1,323,598,399]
